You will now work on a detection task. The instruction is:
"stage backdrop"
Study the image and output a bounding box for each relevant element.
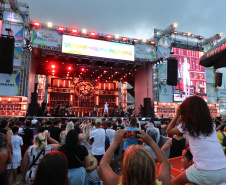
[172,48,207,102]
[1,23,24,44]
[62,35,134,61]
[32,28,62,47]
[134,43,154,60]
[0,69,20,96]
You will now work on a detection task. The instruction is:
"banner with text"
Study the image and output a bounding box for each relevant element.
[158,47,171,60]
[32,28,62,47]
[0,70,20,96]
[14,47,22,66]
[62,35,135,61]
[134,43,154,60]
[159,81,173,102]
[218,89,226,100]
[3,11,25,23]
[158,63,167,79]
[205,67,215,84]
[1,23,24,44]
[206,84,217,104]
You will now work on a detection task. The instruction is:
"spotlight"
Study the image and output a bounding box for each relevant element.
[82,29,87,34]
[81,68,85,72]
[220,32,223,37]
[182,33,186,36]
[90,32,96,37]
[133,39,138,43]
[150,41,156,45]
[106,34,112,40]
[142,39,147,43]
[68,67,72,70]
[33,22,41,27]
[122,37,127,42]
[187,32,191,36]
[173,22,178,28]
[71,29,79,34]
[47,22,53,28]
[173,31,178,34]
[115,34,120,39]
[51,65,55,68]
[58,27,64,31]
[198,36,203,40]
[52,70,55,73]
[191,34,195,37]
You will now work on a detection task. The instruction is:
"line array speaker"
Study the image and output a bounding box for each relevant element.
[167,58,178,86]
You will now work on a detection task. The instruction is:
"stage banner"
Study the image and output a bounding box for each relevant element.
[205,67,215,84]
[1,23,24,44]
[3,11,25,23]
[62,35,134,61]
[0,70,20,96]
[158,47,171,60]
[14,47,22,66]
[134,43,154,60]
[206,84,217,104]
[218,89,226,100]
[32,28,62,47]
[159,82,173,102]
[158,63,167,79]
[157,37,171,47]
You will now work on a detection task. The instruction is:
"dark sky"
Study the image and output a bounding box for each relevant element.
[21,0,226,85]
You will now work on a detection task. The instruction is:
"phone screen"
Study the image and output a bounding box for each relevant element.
[124,131,138,139]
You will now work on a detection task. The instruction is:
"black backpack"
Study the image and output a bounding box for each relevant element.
[222,133,226,147]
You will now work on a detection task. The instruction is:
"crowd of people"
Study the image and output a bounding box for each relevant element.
[0,96,226,185]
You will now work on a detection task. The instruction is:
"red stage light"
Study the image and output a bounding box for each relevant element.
[33,22,41,27]
[90,32,96,37]
[68,67,72,70]
[58,27,64,31]
[150,41,155,45]
[72,29,78,34]
[182,33,186,36]
[51,65,55,68]
[81,68,85,72]
[52,70,55,73]
[198,36,203,40]
[106,34,112,39]
[104,70,107,73]
[133,39,138,43]
[122,37,127,42]
[173,31,178,34]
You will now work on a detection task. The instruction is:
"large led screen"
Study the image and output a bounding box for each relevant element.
[172,48,207,102]
[62,35,134,61]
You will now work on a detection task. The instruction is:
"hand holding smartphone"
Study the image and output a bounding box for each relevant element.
[124,131,139,139]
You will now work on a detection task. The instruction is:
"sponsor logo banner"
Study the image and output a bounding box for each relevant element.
[206,84,217,104]
[3,11,25,23]
[62,35,134,61]
[32,28,62,47]
[0,70,20,96]
[159,82,173,102]
[14,47,22,66]
[134,43,154,60]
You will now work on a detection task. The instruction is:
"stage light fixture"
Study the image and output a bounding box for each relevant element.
[68,66,72,70]
[191,34,195,37]
[187,32,191,36]
[173,22,178,28]
[90,32,96,37]
[71,29,79,34]
[142,39,147,43]
[52,70,55,73]
[51,65,55,68]
[173,31,178,34]
[81,68,85,72]
[33,22,41,27]
[58,27,64,31]
[182,33,186,36]
[106,34,112,39]
[150,41,156,45]
[104,70,107,73]
[115,34,119,39]
[220,32,223,37]
[122,37,127,42]
[198,36,203,40]
[47,22,53,28]
[82,29,87,34]
[133,39,138,43]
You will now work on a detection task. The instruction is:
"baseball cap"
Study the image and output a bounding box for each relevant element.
[95,118,102,124]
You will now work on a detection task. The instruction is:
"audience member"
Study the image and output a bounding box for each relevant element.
[161,133,188,158]
[21,132,60,184]
[166,96,226,185]
[48,120,62,142]
[89,118,105,163]
[0,119,12,154]
[7,126,23,185]
[32,151,69,185]
[59,130,89,185]
[99,129,171,185]
[60,121,74,145]
[80,125,92,153]
[0,133,12,185]
[20,121,33,157]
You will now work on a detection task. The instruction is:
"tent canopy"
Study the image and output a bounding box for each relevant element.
[200,37,226,69]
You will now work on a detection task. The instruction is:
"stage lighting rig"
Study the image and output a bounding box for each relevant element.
[154,23,178,38]
[201,33,223,45]
[8,0,19,11]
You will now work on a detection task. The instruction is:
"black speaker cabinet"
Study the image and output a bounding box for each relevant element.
[143,98,153,117]
[0,36,15,74]
[215,73,222,87]
[167,58,178,86]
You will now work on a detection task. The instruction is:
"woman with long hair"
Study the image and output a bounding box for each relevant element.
[166,96,226,185]
[0,133,12,185]
[21,133,60,185]
[59,129,90,185]
[60,122,74,145]
[99,129,171,185]
[32,151,69,185]
[79,125,92,153]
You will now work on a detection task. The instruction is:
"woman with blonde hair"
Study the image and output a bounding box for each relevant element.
[79,125,92,153]
[99,129,171,185]
[21,132,60,185]
[60,121,74,145]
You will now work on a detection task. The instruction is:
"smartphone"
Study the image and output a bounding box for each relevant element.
[124,131,139,139]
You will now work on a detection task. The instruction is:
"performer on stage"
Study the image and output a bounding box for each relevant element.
[104,102,109,116]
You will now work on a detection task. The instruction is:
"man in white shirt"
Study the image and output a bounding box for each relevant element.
[89,118,105,163]
[106,122,115,145]
[31,116,38,125]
